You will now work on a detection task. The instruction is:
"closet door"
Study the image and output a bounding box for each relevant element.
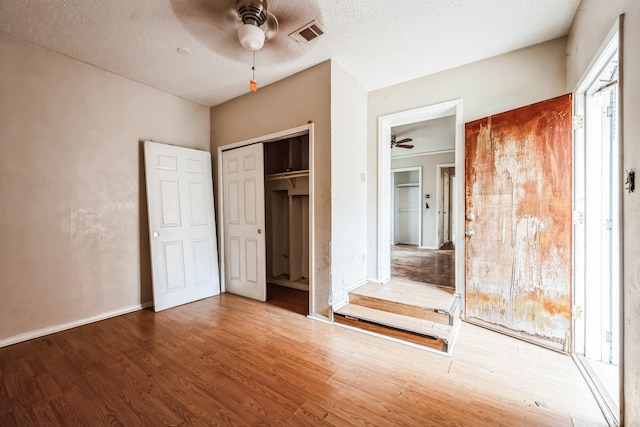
[222,144,266,301]
[144,141,220,312]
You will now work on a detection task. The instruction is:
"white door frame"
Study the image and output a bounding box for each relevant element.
[377,99,464,300]
[572,16,622,425]
[217,124,315,314]
[391,166,423,247]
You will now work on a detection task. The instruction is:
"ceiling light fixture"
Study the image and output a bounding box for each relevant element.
[236,0,269,51]
[237,23,265,51]
[232,0,279,92]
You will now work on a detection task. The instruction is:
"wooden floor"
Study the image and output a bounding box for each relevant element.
[0,292,606,426]
[267,283,309,316]
[391,244,455,288]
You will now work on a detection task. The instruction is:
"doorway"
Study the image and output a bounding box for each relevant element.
[392,167,422,246]
[573,20,621,425]
[437,163,456,249]
[378,100,464,299]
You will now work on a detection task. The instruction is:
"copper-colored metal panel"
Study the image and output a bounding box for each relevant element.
[465,94,572,351]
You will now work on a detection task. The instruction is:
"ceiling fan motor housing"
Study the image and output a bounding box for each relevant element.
[237,0,268,27]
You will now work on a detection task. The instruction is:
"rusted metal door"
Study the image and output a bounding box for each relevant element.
[465,94,572,351]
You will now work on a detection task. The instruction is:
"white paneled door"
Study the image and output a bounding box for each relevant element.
[222,144,266,301]
[144,141,220,312]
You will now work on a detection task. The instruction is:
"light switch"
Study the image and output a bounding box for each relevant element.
[626,170,635,193]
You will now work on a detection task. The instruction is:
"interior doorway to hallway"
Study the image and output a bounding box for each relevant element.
[378,99,464,298]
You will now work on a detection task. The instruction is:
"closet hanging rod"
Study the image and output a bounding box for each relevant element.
[265,171,309,181]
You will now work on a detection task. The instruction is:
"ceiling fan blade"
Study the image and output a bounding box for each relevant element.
[262,12,279,40]
[222,5,241,27]
[396,138,413,145]
[397,144,414,149]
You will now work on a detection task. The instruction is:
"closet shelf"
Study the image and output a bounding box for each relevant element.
[265,170,309,191]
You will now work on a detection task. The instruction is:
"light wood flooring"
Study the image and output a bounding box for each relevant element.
[0,292,606,426]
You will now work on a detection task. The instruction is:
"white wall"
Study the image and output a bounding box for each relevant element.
[392,152,455,248]
[210,61,333,316]
[367,37,568,279]
[567,1,640,423]
[0,33,210,343]
[330,62,369,305]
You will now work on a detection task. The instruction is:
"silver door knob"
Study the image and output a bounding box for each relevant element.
[466,213,475,220]
[153,231,159,238]
[465,229,475,236]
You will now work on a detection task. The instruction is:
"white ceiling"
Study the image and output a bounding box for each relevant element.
[0,0,581,107]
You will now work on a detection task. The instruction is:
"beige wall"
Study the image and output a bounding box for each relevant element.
[567,1,640,423]
[0,33,210,343]
[367,38,568,279]
[330,61,369,306]
[210,61,332,316]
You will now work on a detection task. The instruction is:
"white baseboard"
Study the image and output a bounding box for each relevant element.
[0,301,153,348]
[345,278,367,293]
[331,278,368,312]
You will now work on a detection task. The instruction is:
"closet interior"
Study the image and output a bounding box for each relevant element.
[393,169,420,245]
[264,134,310,291]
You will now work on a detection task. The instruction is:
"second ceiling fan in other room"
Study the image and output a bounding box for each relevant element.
[391,135,414,149]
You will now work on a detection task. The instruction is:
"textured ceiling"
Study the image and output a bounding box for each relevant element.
[0,0,581,107]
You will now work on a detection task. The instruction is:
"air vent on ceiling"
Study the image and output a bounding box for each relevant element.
[289,20,325,44]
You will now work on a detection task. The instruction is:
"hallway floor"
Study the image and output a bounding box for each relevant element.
[391,244,455,288]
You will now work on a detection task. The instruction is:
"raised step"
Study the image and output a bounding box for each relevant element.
[349,281,460,326]
[333,304,453,352]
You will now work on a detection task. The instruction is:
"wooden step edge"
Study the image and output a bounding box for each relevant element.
[334,305,452,343]
[335,313,444,343]
[333,312,448,352]
[351,282,455,310]
[348,294,452,325]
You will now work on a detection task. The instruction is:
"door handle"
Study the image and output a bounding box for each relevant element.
[465,229,475,236]
[153,231,159,238]
[258,229,262,234]
[466,213,475,221]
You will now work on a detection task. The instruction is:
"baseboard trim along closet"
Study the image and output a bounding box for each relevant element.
[0,301,153,348]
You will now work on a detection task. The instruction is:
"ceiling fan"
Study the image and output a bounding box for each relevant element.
[169,0,322,63]
[225,0,280,51]
[391,135,414,149]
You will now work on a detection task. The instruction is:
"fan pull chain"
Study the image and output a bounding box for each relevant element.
[250,51,257,93]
